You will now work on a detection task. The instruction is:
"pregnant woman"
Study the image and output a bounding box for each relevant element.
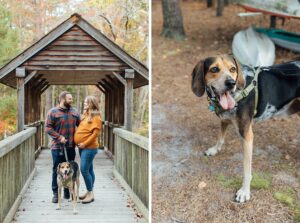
[74,95,102,204]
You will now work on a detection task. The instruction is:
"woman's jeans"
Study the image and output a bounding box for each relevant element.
[79,148,98,192]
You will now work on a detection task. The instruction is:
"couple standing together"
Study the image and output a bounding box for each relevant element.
[45,91,102,204]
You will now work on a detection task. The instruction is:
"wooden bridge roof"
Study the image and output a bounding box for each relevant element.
[0,13,148,89]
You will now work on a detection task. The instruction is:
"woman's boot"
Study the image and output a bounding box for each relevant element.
[79,191,88,200]
[82,191,94,204]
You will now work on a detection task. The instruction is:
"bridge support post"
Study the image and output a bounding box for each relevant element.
[16,67,25,132]
[124,69,134,131]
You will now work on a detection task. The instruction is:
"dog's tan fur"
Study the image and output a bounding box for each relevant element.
[56,162,80,214]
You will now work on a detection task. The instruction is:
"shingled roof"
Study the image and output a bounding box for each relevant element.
[0,13,148,89]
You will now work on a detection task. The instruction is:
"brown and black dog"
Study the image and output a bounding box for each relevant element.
[191,55,300,202]
[56,161,80,214]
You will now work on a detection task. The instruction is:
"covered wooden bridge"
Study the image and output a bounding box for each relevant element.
[0,14,148,223]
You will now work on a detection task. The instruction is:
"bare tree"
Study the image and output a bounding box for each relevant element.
[207,0,213,7]
[76,86,81,112]
[161,0,185,40]
[216,0,224,16]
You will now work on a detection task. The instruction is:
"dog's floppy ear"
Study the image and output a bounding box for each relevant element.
[232,56,245,89]
[191,60,205,97]
[57,163,61,174]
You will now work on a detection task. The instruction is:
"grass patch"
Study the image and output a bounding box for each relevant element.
[294,206,300,222]
[217,174,242,190]
[251,173,272,189]
[274,188,300,222]
[274,189,296,206]
[216,172,271,190]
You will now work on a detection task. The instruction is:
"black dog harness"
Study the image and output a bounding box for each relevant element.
[234,67,261,116]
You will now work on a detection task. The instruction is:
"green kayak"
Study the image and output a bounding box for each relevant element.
[254,28,300,53]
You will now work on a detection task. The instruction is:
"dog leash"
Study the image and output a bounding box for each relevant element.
[60,143,69,162]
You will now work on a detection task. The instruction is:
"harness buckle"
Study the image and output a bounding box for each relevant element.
[241,90,248,98]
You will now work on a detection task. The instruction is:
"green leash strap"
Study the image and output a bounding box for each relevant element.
[234,67,261,116]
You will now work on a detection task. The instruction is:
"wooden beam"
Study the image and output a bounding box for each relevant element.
[102,79,115,124]
[112,72,126,86]
[99,80,113,91]
[23,65,129,71]
[33,78,46,88]
[98,82,108,92]
[16,68,25,132]
[24,70,37,85]
[32,74,43,85]
[106,75,119,88]
[96,85,106,94]
[107,76,121,124]
[41,84,50,94]
[125,69,135,78]
[39,81,49,92]
[124,69,134,131]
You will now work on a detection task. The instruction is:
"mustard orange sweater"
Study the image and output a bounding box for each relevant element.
[74,114,102,149]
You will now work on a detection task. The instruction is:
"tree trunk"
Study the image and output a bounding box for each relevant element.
[161,0,185,40]
[138,87,148,128]
[216,0,224,16]
[52,85,56,107]
[207,0,213,7]
[76,86,80,112]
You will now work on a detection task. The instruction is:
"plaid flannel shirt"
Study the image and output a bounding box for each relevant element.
[45,106,80,150]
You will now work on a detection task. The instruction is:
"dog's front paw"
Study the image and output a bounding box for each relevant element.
[73,210,78,215]
[235,187,250,203]
[204,146,218,156]
[56,206,61,210]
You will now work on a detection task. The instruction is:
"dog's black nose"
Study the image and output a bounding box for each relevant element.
[225,78,236,90]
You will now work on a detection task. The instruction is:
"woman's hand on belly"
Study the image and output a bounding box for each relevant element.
[77,143,84,148]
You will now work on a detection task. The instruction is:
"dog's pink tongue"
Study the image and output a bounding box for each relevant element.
[63,175,68,180]
[219,92,236,110]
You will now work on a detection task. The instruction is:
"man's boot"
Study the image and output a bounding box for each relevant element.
[52,193,58,203]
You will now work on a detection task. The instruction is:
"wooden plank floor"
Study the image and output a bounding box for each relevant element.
[12,149,145,223]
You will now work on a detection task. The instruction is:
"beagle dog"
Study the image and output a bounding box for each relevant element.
[191,55,300,203]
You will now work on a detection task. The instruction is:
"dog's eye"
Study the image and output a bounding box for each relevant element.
[210,67,219,73]
[230,67,236,73]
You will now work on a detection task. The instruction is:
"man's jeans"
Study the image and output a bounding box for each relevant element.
[51,147,76,195]
[79,148,98,191]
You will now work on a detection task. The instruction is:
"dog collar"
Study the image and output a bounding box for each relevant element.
[207,96,224,115]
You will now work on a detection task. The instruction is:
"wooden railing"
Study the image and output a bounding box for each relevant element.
[113,128,149,221]
[25,121,45,158]
[0,127,37,223]
[104,121,123,156]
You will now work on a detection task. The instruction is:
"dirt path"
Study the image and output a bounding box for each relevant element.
[152,1,300,222]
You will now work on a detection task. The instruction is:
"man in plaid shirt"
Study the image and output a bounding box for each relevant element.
[45,91,80,203]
